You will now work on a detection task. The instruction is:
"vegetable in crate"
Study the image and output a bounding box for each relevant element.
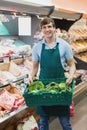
[66,85,72,92]
[58,82,72,92]
[29,81,45,92]
[58,82,66,91]
[45,82,68,92]
[45,82,59,92]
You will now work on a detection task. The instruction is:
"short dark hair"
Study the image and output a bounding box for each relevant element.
[40,17,56,29]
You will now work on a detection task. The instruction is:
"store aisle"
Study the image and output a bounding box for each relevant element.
[49,94,87,130]
[71,94,87,130]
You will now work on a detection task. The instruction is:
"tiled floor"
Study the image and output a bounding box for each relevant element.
[49,94,87,130]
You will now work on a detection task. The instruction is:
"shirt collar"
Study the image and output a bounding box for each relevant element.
[42,38,60,45]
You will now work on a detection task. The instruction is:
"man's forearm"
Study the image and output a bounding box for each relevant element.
[30,61,39,79]
[69,64,76,79]
[66,59,76,84]
[30,68,38,79]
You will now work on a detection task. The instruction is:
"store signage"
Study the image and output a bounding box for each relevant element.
[18,17,31,36]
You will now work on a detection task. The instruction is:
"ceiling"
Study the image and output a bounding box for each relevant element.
[51,0,87,18]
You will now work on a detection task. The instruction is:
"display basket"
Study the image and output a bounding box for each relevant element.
[23,78,74,106]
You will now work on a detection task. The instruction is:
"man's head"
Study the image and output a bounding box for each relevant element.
[39,17,56,39]
[40,17,56,29]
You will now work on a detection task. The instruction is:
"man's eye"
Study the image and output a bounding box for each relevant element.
[48,26,52,28]
[42,25,52,29]
[42,26,46,29]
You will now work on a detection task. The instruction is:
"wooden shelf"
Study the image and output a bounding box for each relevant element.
[73,81,87,104]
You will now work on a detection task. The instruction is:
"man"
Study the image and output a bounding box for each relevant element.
[29,17,76,130]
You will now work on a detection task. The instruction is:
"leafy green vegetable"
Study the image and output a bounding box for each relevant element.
[66,85,72,92]
[58,82,66,91]
[45,82,59,92]
[29,81,45,92]
[28,80,72,93]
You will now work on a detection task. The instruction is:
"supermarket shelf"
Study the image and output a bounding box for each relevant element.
[0,74,28,88]
[0,104,27,123]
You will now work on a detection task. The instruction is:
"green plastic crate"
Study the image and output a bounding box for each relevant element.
[23,78,74,106]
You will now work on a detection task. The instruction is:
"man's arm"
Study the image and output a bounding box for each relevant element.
[66,58,76,85]
[29,61,39,83]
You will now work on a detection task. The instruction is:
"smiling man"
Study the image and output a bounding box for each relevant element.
[29,17,76,130]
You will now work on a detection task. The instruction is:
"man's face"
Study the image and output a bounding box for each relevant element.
[41,22,56,39]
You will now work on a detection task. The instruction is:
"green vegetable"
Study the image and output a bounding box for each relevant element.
[58,82,66,91]
[28,80,72,93]
[29,81,45,92]
[45,82,59,92]
[66,85,72,92]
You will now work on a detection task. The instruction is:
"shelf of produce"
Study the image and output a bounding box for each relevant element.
[0,74,28,88]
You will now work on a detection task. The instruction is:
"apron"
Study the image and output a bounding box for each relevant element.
[36,43,70,116]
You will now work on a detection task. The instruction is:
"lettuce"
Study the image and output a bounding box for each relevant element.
[29,81,45,92]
